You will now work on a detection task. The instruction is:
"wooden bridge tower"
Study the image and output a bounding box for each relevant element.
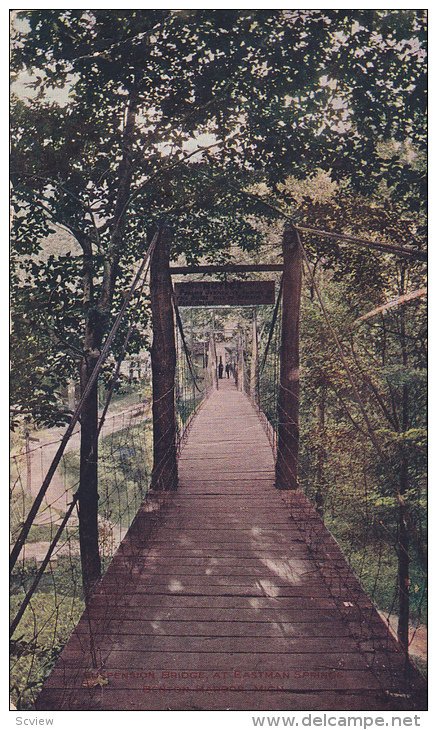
[149,223,303,492]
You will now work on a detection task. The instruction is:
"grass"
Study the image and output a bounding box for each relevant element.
[10,558,85,709]
[104,381,151,413]
[325,513,427,625]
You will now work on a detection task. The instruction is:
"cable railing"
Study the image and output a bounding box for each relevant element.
[11,354,206,708]
[10,382,153,708]
[173,298,209,449]
[10,246,208,709]
[252,285,283,452]
[249,248,426,692]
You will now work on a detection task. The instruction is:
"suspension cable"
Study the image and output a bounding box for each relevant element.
[10,229,160,572]
[296,224,427,262]
[171,290,203,393]
[296,228,384,458]
[258,276,283,376]
[192,159,427,263]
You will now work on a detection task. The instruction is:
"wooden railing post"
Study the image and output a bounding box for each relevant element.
[150,226,178,491]
[208,332,218,390]
[237,332,244,392]
[275,224,302,490]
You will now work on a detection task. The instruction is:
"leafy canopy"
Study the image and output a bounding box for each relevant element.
[10,10,427,425]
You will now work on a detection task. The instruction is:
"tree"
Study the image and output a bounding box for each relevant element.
[11,9,426,596]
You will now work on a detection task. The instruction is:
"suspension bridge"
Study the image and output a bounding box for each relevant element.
[10,225,427,711]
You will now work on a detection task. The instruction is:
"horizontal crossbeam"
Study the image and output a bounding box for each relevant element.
[170,264,283,275]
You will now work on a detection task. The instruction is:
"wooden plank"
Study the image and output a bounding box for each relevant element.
[37,688,412,712]
[80,607,346,622]
[83,594,339,610]
[92,584,334,598]
[46,649,368,672]
[108,564,319,578]
[57,634,373,655]
[73,619,353,639]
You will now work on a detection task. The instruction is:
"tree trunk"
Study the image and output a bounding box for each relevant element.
[398,455,410,654]
[76,91,138,601]
[99,92,138,314]
[150,226,178,491]
[76,230,102,602]
[397,268,410,654]
[275,225,303,490]
[78,353,102,602]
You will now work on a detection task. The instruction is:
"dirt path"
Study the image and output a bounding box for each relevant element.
[11,401,151,528]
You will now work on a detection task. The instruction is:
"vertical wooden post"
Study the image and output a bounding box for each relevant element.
[237,333,244,392]
[250,309,258,399]
[212,314,218,389]
[190,311,196,405]
[275,225,302,490]
[207,331,217,390]
[150,226,178,491]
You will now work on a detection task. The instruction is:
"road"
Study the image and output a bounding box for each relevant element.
[11,401,151,535]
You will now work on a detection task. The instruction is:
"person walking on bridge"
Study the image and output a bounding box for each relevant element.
[225,363,230,378]
[218,357,224,379]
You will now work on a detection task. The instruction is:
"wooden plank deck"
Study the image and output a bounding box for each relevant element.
[37,379,426,711]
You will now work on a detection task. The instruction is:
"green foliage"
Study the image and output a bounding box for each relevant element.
[64,420,153,529]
